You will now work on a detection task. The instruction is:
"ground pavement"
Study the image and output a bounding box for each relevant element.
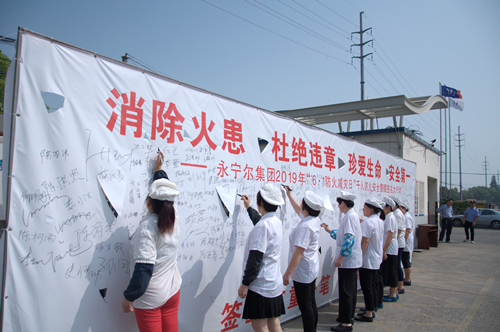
[281,226,500,332]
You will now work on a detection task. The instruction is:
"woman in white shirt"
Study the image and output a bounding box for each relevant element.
[122,152,182,332]
[355,198,384,322]
[380,197,399,303]
[389,195,407,294]
[238,184,286,332]
[321,191,362,332]
[283,188,323,332]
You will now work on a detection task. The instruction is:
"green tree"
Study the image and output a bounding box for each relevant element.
[491,175,498,189]
[0,49,12,114]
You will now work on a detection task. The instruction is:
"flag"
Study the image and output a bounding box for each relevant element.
[440,83,462,99]
[448,98,464,111]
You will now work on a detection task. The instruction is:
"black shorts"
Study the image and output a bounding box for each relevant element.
[242,289,286,320]
[402,251,412,269]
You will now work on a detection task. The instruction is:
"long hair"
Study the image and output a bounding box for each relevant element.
[365,203,386,220]
[149,197,176,234]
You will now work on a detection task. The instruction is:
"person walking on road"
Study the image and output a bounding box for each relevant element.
[437,199,454,243]
[321,191,362,332]
[463,200,480,244]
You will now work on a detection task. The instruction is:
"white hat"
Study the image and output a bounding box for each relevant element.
[365,197,384,209]
[149,178,179,201]
[338,191,357,201]
[383,196,396,209]
[388,195,402,207]
[259,183,285,206]
[400,199,410,210]
[304,191,324,211]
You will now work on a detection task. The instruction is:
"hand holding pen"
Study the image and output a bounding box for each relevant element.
[155,149,165,172]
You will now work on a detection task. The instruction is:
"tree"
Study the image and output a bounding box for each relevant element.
[491,175,498,189]
[0,49,12,114]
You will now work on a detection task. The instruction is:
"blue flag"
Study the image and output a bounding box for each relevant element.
[440,84,462,99]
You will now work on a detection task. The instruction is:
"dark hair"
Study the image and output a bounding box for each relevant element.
[447,198,454,202]
[257,191,278,212]
[385,204,393,212]
[149,197,176,234]
[337,197,354,208]
[302,199,320,217]
[365,203,386,220]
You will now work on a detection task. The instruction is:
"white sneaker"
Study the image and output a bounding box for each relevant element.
[471,241,474,244]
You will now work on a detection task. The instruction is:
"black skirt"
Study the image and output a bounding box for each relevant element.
[242,289,286,320]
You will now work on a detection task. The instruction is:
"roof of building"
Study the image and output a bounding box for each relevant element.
[276,95,448,126]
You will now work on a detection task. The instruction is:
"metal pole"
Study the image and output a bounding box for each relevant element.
[448,105,452,191]
[458,126,463,200]
[485,157,487,187]
[439,109,442,200]
[360,11,365,131]
[444,104,448,189]
[1,27,24,329]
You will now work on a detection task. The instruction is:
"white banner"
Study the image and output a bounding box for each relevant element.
[2,31,415,332]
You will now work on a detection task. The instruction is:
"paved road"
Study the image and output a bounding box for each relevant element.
[281,226,500,332]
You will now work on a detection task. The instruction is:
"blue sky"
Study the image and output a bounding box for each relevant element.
[2,0,499,189]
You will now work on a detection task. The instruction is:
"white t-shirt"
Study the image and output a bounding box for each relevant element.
[130,212,182,309]
[394,208,406,248]
[336,209,362,269]
[288,215,321,284]
[404,211,414,254]
[242,212,283,298]
[361,214,384,270]
[384,212,398,256]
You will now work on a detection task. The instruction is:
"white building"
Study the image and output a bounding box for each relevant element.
[278,94,447,228]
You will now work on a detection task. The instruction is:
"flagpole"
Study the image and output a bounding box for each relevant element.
[439,108,442,201]
[444,99,447,194]
[448,100,452,193]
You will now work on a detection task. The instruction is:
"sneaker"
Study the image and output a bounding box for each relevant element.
[439,240,442,243]
[471,241,474,244]
[463,239,468,242]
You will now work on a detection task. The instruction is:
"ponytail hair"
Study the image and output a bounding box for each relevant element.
[149,197,176,234]
[365,203,386,220]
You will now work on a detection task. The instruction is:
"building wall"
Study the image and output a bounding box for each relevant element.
[401,135,440,226]
[343,130,440,229]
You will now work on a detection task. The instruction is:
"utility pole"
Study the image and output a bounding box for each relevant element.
[483,157,489,187]
[351,12,372,131]
[455,126,464,200]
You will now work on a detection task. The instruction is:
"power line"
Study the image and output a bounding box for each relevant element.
[363,13,426,95]
[276,0,352,38]
[248,0,350,51]
[316,0,358,27]
[202,0,350,64]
